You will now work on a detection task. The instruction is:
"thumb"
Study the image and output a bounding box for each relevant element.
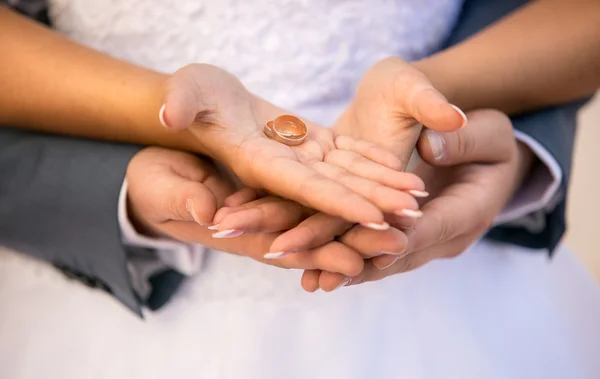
[158,64,223,131]
[147,175,219,226]
[384,58,467,132]
[417,109,515,166]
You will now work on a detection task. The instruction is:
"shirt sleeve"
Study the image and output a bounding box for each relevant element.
[118,180,207,276]
[494,130,563,226]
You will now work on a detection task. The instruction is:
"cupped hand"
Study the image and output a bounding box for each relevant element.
[309,109,534,290]
[158,64,425,227]
[334,57,467,169]
[126,147,368,277]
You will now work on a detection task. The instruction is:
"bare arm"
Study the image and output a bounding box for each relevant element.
[416,0,600,114]
[0,7,198,151]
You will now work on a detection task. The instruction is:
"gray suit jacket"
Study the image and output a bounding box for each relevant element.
[0,0,588,315]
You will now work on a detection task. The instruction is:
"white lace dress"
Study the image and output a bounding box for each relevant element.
[1,1,600,378]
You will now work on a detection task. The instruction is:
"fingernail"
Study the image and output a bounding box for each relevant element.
[451,104,468,128]
[376,256,399,270]
[263,251,294,259]
[408,190,429,198]
[207,224,220,230]
[361,222,390,231]
[425,130,445,161]
[159,104,170,128]
[334,278,352,290]
[185,199,205,225]
[212,229,244,238]
[395,209,423,218]
[381,249,408,256]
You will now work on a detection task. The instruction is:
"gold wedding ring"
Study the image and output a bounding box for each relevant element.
[263,115,308,146]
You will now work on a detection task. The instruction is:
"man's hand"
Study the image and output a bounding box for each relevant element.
[125,147,368,277]
[305,109,535,290]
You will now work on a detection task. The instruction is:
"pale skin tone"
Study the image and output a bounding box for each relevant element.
[126,110,528,288]
[1,0,599,285]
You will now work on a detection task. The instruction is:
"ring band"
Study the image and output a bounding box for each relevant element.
[263,115,308,146]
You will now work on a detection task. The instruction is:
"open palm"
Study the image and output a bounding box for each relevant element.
[160,64,425,225]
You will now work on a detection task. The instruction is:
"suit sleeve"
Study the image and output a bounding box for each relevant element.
[0,127,144,315]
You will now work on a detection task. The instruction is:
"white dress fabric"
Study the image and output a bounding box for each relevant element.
[1,0,600,378]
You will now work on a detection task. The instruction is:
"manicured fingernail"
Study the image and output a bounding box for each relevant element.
[425,129,445,161]
[408,190,429,198]
[159,104,170,128]
[395,209,423,218]
[263,251,294,259]
[361,222,390,231]
[185,199,205,225]
[334,278,352,290]
[212,229,244,238]
[451,104,468,128]
[207,224,220,230]
[376,256,399,270]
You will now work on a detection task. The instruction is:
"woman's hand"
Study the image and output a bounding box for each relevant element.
[158,64,425,227]
[334,57,467,169]
[126,147,368,277]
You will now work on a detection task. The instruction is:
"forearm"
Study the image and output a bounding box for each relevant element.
[0,8,200,152]
[416,0,600,114]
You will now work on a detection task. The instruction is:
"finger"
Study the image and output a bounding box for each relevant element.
[160,64,224,131]
[129,167,220,225]
[325,148,426,192]
[301,269,322,293]
[217,198,311,234]
[223,188,261,207]
[268,213,352,257]
[339,225,409,258]
[254,155,387,227]
[386,59,467,132]
[409,168,507,253]
[417,109,515,166]
[213,196,279,224]
[318,271,351,292]
[311,161,420,216]
[334,136,403,171]
[386,212,418,230]
[273,241,364,277]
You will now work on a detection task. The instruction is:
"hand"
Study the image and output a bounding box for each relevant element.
[125,147,367,277]
[306,109,535,290]
[158,64,425,227]
[334,57,467,168]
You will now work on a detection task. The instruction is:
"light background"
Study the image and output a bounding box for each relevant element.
[565,93,600,281]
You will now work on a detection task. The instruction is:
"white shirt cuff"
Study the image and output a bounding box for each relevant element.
[494,130,563,226]
[118,180,206,276]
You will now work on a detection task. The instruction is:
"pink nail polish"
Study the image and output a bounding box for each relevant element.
[395,209,423,218]
[408,190,429,198]
[159,104,170,128]
[212,229,244,239]
[451,104,468,128]
[207,224,220,230]
[263,251,294,259]
[361,222,390,231]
